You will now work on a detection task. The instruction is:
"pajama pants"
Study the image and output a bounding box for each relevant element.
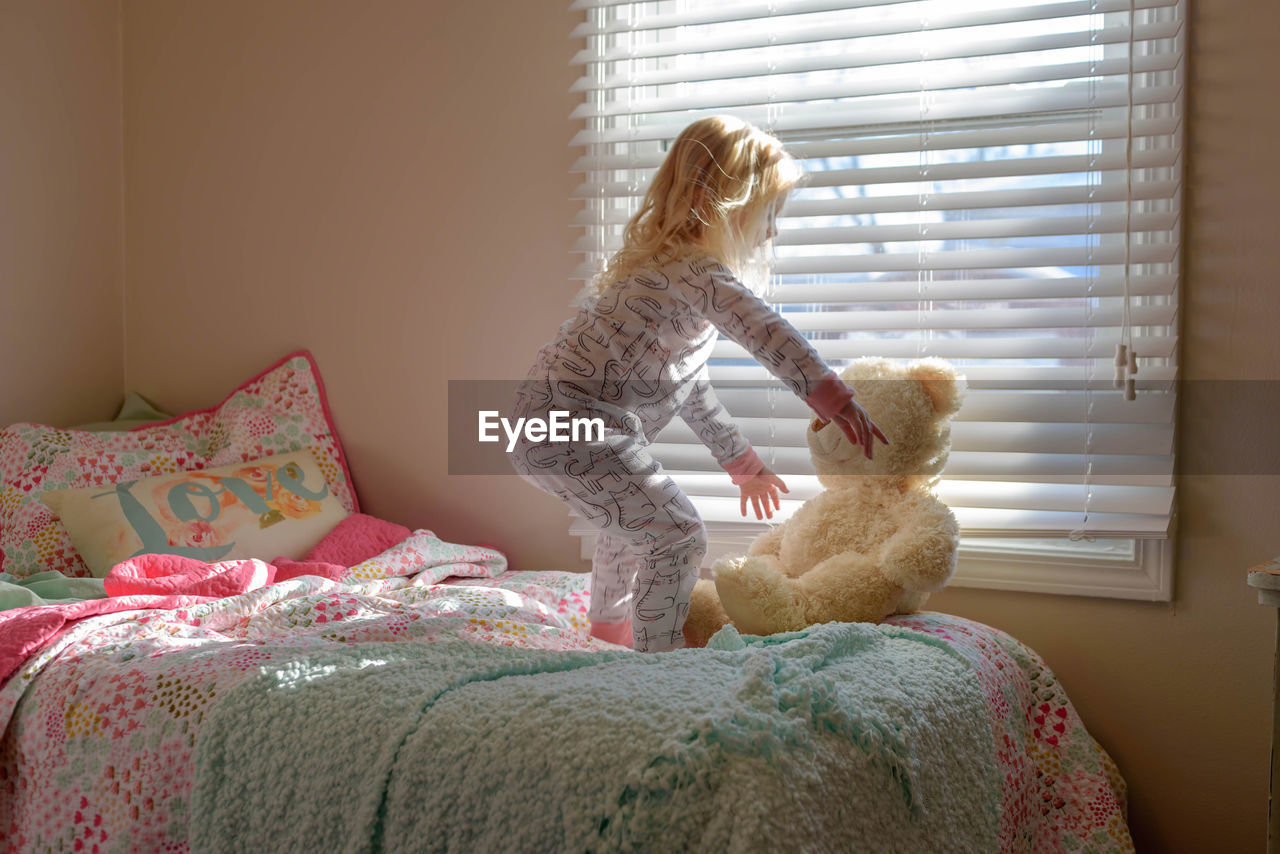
[506,397,705,653]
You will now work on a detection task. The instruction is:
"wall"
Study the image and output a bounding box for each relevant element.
[121,0,582,562]
[108,0,1280,850]
[0,0,124,427]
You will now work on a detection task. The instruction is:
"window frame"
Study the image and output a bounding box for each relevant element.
[573,518,1174,601]
[568,0,1183,601]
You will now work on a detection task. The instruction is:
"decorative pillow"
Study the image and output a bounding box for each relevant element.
[301,513,412,566]
[0,351,359,579]
[41,449,349,577]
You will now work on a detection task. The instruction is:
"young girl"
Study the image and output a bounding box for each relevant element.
[508,115,887,653]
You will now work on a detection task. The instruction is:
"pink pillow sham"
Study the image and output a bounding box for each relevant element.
[0,351,358,579]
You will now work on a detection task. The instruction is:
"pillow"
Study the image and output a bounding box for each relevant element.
[0,351,359,579]
[41,449,349,577]
[71,392,173,433]
[300,513,412,566]
[270,514,412,583]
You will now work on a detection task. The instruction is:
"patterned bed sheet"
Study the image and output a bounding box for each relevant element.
[0,548,1133,853]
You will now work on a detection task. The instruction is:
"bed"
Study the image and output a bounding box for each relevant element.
[0,352,1135,853]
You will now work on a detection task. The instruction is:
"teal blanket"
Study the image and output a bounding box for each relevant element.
[0,570,105,611]
[191,623,999,853]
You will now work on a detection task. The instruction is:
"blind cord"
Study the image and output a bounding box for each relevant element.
[1115,0,1139,401]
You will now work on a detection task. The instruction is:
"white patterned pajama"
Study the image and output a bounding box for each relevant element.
[508,254,853,652]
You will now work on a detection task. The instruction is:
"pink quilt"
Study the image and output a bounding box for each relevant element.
[0,534,1133,852]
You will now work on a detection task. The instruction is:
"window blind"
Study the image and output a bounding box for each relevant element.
[568,0,1184,540]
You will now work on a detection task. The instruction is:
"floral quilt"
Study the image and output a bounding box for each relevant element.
[0,538,1132,853]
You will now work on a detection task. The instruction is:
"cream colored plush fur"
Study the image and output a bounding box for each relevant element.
[684,357,966,647]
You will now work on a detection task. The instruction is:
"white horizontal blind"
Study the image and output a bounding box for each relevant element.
[569,0,1184,539]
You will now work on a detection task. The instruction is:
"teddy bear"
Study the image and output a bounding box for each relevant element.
[683,357,965,647]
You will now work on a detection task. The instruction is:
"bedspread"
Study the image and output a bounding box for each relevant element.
[0,534,1133,853]
[193,622,999,853]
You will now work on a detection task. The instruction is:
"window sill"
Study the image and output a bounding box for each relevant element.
[571,518,1175,602]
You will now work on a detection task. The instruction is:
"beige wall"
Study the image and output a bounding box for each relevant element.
[6,0,1277,850]
[121,0,582,560]
[0,0,124,427]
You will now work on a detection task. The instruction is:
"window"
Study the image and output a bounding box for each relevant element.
[569,0,1184,600]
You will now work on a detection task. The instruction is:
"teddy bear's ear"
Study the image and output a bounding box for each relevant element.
[907,359,966,416]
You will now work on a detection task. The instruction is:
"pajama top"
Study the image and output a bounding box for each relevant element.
[516,254,854,482]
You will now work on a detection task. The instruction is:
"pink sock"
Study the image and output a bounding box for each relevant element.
[589,619,633,647]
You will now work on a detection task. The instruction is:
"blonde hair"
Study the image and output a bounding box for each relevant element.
[591,115,802,296]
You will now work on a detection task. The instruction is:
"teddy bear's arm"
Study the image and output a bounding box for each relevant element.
[747,522,786,557]
[878,501,961,593]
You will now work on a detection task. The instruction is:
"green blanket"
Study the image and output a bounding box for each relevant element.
[191,622,999,853]
[0,570,105,611]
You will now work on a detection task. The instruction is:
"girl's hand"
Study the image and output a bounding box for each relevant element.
[739,467,789,520]
[823,399,890,460]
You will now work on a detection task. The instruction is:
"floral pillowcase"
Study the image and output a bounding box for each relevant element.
[0,351,359,579]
